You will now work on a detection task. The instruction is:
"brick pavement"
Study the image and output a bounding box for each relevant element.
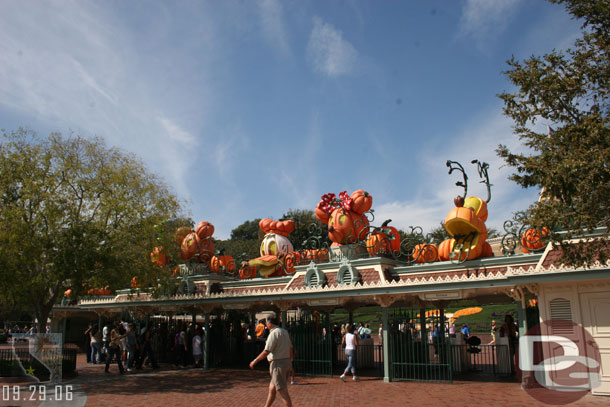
[2,353,608,406]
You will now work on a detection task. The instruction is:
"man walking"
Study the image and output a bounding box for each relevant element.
[250,315,293,407]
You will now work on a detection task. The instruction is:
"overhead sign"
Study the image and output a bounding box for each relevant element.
[308,298,339,306]
[421,291,462,300]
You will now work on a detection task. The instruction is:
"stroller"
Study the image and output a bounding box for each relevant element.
[465,335,482,354]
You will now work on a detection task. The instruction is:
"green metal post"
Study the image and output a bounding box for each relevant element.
[348,311,353,326]
[516,298,527,379]
[382,307,391,382]
[203,313,210,369]
[281,310,287,329]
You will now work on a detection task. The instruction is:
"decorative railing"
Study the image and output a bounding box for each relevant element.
[500,212,550,256]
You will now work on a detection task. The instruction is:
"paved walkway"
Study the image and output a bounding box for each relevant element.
[1,353,608,406]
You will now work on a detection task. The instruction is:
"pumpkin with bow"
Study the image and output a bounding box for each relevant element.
[315,190,371,246]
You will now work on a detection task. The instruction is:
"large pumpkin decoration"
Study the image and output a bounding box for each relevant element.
[195,221,215,240]
[260,233,294,256]
[521,227,550,253]
[328,208,370,244]
[367,219,401,255]
[248,219,296,278]
[180,232,215,262]
[180,232,200,260]
[315,190,372,246]
[210,255,235,274]
[443,201,489,261]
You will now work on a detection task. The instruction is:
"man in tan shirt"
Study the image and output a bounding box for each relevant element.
[250,315,293,407]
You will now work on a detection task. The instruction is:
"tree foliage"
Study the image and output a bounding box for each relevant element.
[497,0,609,265]
[0,129,181,331]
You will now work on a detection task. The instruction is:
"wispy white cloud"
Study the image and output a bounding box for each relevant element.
[307,16,358,77]
[0,0,224,204]
[458,0,524,49]
[257,0,291,57]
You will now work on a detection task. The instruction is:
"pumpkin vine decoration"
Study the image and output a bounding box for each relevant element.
[471,159,492,203]
[446,160,468,207]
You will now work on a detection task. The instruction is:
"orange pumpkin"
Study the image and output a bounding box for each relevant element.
[181,232,200,260]
[197,238,215,261]
[303,248,329,262]
[412,243,438,263]
[438,238,453,261]
[315,201,330,224]
[210,255,235,274]
[444,206,488,261]
[283,251,301,274]
[366,220,401,255]
[328,208,369,244]
[239,263,257,279]
[481,241,493,258]
[350,189,373,214]
[259,219,295,237]
[150,246,168,265]
[195,221,215,240]
[174,226,191,245]
[64,288,72,297]
[521,227,550,253]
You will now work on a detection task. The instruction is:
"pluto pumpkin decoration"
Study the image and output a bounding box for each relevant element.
[247,219,296,278]
[315,190,371,246]
[436,160,494,262]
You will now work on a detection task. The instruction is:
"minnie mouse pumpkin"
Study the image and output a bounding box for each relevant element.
[315,190,371,246]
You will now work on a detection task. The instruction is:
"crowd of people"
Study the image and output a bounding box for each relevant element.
[3,324,51,342]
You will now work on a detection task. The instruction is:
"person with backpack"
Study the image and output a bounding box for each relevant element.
[105,321,125,374]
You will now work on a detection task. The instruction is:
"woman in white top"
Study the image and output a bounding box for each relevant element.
[340,324,359,381]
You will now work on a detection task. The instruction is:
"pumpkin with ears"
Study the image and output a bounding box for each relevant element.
[195,221,215,240]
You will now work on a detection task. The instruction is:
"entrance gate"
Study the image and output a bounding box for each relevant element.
[288,313,333,376]
[389,307,452,382]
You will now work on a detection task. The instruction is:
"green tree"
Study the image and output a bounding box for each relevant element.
[497,0,609,265]
[0,129,181,332]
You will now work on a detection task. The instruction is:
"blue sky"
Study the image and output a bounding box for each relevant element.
[0,0,582,239]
